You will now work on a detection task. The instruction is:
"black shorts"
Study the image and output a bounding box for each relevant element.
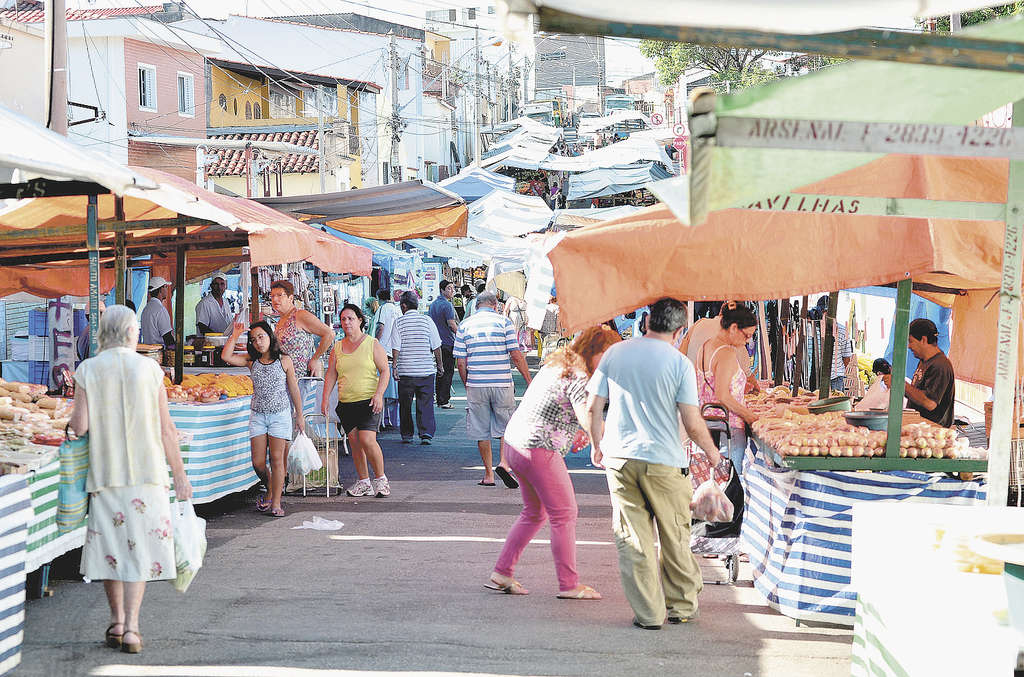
[336,399,381,434]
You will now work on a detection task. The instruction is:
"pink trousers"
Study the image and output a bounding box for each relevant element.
[493,442,579,591]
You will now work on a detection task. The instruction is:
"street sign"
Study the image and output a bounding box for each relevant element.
[673,136,687,150]
[672,122,687,136]
[651,113,664,126]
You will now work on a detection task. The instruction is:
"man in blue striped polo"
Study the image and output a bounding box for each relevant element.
[454,291,532,486]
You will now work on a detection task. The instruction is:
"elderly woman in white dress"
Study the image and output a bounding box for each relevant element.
[70,305,192,655]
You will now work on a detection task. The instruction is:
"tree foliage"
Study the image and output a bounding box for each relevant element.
[639,41,775,88]
[930,2,1024,30]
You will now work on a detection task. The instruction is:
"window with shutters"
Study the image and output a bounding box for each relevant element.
[448,9,456,21]
[253,103,262,119]
[218,93,227,111]
[176,72,195,117]
[467,7,476,19]
[245,101,252,119]
[138,64,156,111]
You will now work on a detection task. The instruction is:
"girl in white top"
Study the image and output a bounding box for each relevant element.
[71,305,192,655]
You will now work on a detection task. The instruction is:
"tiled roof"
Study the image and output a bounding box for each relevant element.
[207,130,320,176]
[0,6,163,22]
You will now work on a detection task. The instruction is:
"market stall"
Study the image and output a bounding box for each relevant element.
[0,472,32,676]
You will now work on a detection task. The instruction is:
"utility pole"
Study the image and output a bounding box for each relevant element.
[317,85,327,192]
[45,0,67,135]
[474,26,480,167]
[951,13,962,32]
[522,56,530,109]
[388,33,404,183]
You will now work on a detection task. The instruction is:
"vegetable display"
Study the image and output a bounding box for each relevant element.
[163,373,254,403]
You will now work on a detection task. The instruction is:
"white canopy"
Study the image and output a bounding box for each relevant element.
[0,105,156,194]
[578,110,652,135]
[468,190,552,241]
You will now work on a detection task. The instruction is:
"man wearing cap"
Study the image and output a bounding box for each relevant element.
[141,277,174,347]
[883,318,955,427]
[196,273,233,335]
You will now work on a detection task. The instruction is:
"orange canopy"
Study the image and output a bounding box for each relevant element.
[315,205,468,240]
[0,167,372,297]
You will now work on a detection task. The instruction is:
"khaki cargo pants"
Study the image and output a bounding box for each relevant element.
[605,457,702,626]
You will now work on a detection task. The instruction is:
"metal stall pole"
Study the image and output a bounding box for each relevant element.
[883,279,912,460]
[819,291,839,398]
[174,228,186,385]
[87,194,100,355]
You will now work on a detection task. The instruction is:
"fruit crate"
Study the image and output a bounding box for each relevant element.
[28,310,48,337]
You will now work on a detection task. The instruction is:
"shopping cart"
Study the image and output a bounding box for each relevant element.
[690,403,746,585]
[289,377,346,497]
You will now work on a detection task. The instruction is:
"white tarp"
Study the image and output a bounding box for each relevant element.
[405,238,486,268]
[579,110,652,135]
[0,105,155,194]
[484,132,675,172]
[499,0,1006,35]
[468,191,552,241]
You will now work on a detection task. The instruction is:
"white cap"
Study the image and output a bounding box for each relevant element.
[212,272,228,282]
[148,276,171,291]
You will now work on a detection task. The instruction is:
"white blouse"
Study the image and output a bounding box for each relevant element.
[74,347,169,492]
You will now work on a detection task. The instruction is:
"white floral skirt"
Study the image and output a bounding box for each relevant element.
[81,484,176,582]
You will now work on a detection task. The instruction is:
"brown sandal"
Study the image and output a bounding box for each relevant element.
[556,584,602,600]
[104,623,123,648]
[484,574,529,595]
[120,629,143,654]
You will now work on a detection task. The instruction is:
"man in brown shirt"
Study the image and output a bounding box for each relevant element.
[884,318,955,427]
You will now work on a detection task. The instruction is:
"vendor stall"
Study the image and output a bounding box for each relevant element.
[0,473,32,676]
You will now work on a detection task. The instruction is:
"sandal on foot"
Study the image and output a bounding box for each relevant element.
[484,574,528,595]
[556,584,602,600]
[255,493,270,512]
[104,623,124,648]
[120,630,143,654]
[270,507,285,517]
[494,466,519,489]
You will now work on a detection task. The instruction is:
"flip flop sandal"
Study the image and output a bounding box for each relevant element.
[494,466,519,489]
[255,493,270,512]
[270,507,285,517]
[484,576,528,595]
[556,584,602,600]
[477,480,496,486]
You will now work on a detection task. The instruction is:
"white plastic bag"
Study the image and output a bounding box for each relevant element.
[170,500,206,593]
[287,432,322,475]
[690,479,734,523]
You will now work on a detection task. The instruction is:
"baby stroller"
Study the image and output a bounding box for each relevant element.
[690,403,746,585]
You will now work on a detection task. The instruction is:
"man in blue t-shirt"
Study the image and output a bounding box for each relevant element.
[429,280,460,409]
[586,298,722,630]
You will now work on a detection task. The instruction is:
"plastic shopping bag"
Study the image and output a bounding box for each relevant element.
[287,432,322,475]
[170,500,206,593]
[690,479,735,523]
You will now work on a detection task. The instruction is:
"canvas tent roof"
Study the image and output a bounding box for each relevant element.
[256,181,468,240]
[439,166,515,202]
[566,162,673,200]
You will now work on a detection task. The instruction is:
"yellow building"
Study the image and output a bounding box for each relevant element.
[205,58,381,195]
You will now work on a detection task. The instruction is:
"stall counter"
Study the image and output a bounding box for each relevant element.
[741,441,987,625]
[0,473,32,677]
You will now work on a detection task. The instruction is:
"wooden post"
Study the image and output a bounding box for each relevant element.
[114,197,126,305]
[884,279,913,460]
[250,268,260,323]
[792,295,808,395]
[819,291,839,398]
[86,194,99,355]
[174,230,186,385]
[987,100,1024,505]
[775,299,788,386]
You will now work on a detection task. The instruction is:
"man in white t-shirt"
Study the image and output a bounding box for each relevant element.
[587,298,722,630]
[195,273,233,335]
[374,289,401,428]
[140,277,174,347]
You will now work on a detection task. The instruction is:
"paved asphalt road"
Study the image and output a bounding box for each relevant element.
[19,367,853,677]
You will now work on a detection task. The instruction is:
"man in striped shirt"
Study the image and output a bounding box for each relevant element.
[454,292,532,486]
[389,291,444,444]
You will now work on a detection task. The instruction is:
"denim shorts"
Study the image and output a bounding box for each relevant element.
[249,408,292,440]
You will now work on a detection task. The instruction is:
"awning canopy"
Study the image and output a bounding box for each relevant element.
[566,162,673,200]
[578,110,652,135]
[468,190,552,242]
[484,130,675,173]
[405,238,486,268]
[546,203,1002,331]
[323,228,418,271]
[0,105,156,194]
[550,205,642,229]
[439,166,516,202]
[0,167,372,297]
[257,181,468,240]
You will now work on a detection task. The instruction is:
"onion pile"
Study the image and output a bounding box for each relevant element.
[752,411,972,459]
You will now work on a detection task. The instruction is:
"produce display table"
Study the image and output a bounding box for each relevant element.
[741,442,987,625]
[168,391,320,504]
[0,473,35,677]
[850,503,1024,676]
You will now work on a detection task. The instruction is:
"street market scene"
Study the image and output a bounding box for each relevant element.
[0,1,1023,676]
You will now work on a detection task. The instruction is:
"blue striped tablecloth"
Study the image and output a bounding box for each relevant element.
[0,474,33,676]
[169,397,259,504]
[740,443,987,625]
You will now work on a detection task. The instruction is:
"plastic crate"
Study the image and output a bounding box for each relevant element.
[28,309,48,336]
[28,361,49,386]
[73,309,87,336]
[28,336,50,362]
[10,336,28,361]
[0,361,30,383]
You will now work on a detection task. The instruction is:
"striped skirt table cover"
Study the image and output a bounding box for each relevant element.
[0,474,34,676]
[25,461,86,573]
[169,397,259,504]
[740,445,987,625]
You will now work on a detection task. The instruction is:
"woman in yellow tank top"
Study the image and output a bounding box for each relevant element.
[322,303,392,498]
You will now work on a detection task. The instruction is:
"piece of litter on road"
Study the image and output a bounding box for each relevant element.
[291,516,344,531]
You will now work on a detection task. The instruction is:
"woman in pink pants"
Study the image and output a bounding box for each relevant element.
[485,326,621,600]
